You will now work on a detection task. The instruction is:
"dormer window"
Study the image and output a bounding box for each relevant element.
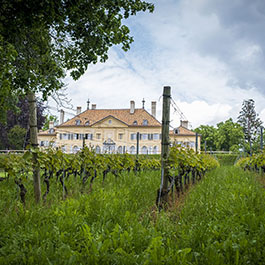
[174,128,179,134]
[49,128,55,134]
[75,119,81,125]
[133,121,138,125]
[143,119,148,125]
[85,121,90,126]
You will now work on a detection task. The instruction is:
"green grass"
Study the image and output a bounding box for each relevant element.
[0,167,264,264]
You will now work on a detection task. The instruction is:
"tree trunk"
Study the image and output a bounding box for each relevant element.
[28,92,41,203]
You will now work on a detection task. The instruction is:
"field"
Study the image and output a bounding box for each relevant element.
[0,157,264,264]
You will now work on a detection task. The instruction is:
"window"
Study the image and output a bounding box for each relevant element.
[108,119,112,124]
[143,119,148,125]
[153,146,158,154]
[49,128,55,134]
[141,146,148,154]
[95,146,101,154]
[130,133,137,140]
[189,141,195,148]
[130,146,136,154]
[73,146,79,154]
[141,134,148,140]
[153,134,159,140]
[117,146,123,154]
[148,134,153,140]
[85,134,93,140]
[40,141,44,147]
[62,133,68,140]
[85,121,90,126]
[133,121,138,125]
[118,133,123,140]
[96,133,101,139]
[75,119,81,125]
[61,146,67,153]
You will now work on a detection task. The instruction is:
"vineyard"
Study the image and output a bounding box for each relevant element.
[0,146,218,205]
[0,147,264,264]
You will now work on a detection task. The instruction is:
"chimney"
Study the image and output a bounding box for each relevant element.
[92,104,96,110]
[49,121,54,129]
[76,106,81,115]
[60,109,64,124]
[180,120,188,129]
[151,101,156,117]
[130,100,135,114]
[87,98,90,110]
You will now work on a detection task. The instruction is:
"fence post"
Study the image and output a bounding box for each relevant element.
[195,132,198,153]
[157,86,171,208]
[28,92,41,203]
[261,127,263,151]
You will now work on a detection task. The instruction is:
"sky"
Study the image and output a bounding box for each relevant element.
[51,0,265,129]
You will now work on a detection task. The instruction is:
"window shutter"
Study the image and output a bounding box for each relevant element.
[91,134,93,140]
[60,134,62,140]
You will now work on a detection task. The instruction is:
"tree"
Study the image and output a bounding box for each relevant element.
[42,115,58,131]
[194,125,217,151]
[0,97,46,150]
[1,0,154,202]
[215,118,244,151]
[237,99,262,152]
[7,125,27,150]
[0,0,155,121]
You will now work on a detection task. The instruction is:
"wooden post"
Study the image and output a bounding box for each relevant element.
[195,132,198,153]
[260,127,263,151]
[136,132,140,155]
[28,92,41,203]
[157,86,171,207]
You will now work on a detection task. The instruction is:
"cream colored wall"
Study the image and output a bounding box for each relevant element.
[170,135,201,153]
[38,116,201,154]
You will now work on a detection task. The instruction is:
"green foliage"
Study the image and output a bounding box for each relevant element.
[237,99,262,145]
[215,154,239,166]
[0,36,19,123]
[0,0,154,122]
[42,115,58,131]
[7,125,27,150]
[216,118,244,151]
[0,161,264,263]
[194,125,217,151]
[176,166,265,265]
[194,119,245,152]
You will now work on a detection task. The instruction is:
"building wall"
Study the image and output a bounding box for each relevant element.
[38,117,200,154]
[39,119,162,154]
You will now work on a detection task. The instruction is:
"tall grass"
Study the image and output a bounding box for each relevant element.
[0,167,264,264]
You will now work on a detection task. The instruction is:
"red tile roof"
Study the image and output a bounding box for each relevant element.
[59,108,161,127]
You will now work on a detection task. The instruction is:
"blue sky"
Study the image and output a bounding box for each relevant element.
[49,0,265,129]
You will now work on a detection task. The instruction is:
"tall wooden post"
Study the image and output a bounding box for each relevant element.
[195,132,198,153]
[158,86,171,207]
[136,132,140,155]
[260,127,263,151]
[28,92,41,203]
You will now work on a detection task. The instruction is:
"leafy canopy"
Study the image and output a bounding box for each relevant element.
[0,0,154,122]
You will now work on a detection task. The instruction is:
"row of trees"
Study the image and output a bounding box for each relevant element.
[195,99,262,153]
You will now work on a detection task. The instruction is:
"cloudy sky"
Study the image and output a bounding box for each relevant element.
[55,0,265,129]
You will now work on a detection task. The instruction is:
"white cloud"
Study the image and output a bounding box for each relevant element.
[50,0,265,128]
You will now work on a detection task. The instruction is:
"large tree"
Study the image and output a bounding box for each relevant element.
[237,99,262,151]
[194,125,217,151]
[0,0,154,121]
[215,118,244,151]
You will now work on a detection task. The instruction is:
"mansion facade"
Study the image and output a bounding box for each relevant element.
[38,101,200,154]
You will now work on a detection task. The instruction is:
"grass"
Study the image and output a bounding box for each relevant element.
[0,167,264,264]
